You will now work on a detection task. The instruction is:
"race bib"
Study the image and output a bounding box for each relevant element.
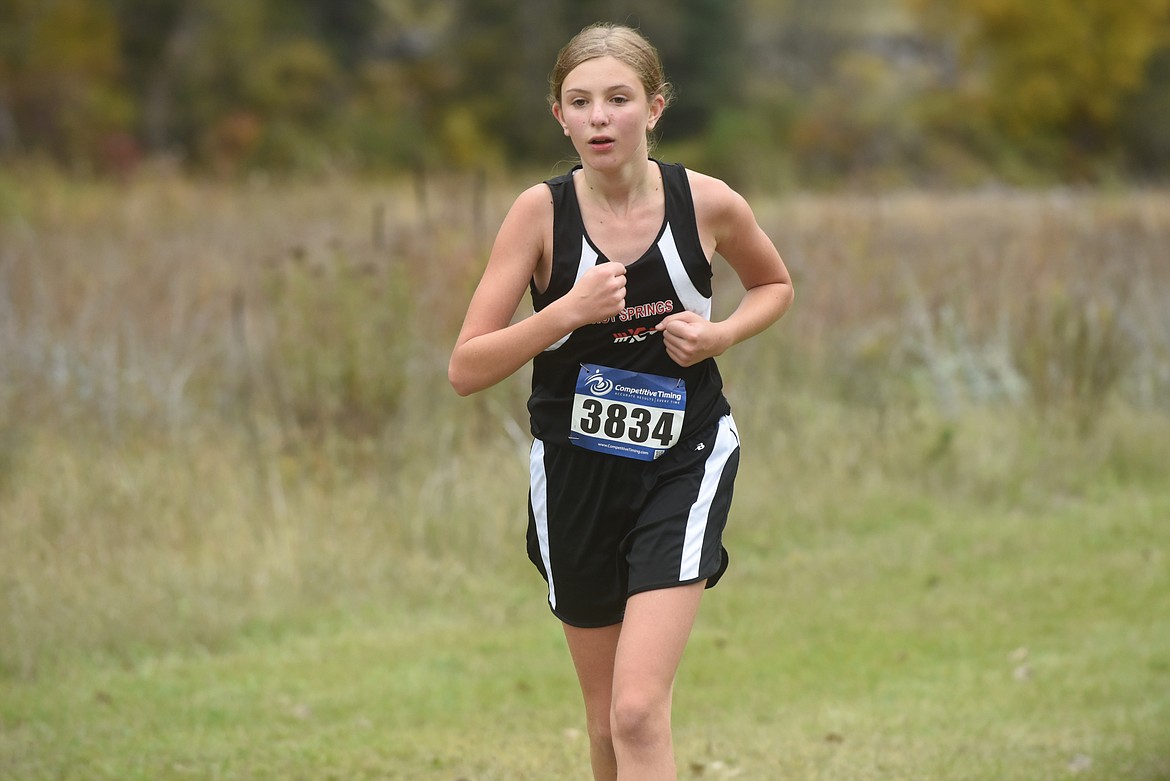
[570,364,686,461]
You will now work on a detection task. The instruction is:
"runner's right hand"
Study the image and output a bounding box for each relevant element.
[567,261,626,325]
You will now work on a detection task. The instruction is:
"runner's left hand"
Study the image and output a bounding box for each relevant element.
[655,312,727,367]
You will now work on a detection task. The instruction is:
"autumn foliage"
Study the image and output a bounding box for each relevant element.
[1,0,1168,184]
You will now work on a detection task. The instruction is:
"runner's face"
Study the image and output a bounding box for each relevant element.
[554,56,663,163]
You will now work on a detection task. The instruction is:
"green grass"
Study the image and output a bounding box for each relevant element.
[2,471,1167,780]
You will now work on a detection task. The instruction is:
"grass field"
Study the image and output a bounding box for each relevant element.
[1,168,1169,779]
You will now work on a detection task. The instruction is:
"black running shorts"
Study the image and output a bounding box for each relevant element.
[526,414,740,628]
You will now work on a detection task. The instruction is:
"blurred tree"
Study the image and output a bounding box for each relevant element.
[789,48,930,186]
[269,0,381,68]
[445,0,562,164]
[240,37,341,170]
[178,1,275,167]
[107,0,188,152]
[910,0,1170,173]
[664,0,748,140]
[354,0,461,169]
[109,0,360,171]
[1119,43,1170,175]
[244,38,339,124]
[8,0,1165,183]
[0,0,129,164]
[104,0,272,164]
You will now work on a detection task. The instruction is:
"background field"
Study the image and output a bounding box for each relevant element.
[1,168,1169,779]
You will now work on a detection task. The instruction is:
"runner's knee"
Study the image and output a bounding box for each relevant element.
[610,689,670,747]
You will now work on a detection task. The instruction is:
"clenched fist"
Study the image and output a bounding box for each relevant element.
[568,261,627,326]
[655,311,729,367]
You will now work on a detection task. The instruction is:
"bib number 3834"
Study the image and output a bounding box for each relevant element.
[570,364,686,461]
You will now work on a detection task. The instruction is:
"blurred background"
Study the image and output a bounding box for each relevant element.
[3,0,1170,187]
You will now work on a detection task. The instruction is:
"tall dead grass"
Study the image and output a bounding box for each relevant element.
[742,188,1170,418]
[1,167,1168,677]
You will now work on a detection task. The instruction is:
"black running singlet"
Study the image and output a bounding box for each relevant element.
[527,160,731,452]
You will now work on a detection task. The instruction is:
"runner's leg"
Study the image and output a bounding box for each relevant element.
[610,581,706,781]
[563,622,622,781]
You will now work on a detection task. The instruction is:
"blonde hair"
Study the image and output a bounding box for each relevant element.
[549,23,673,112]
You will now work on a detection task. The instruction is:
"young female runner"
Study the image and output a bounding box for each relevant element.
[449,23,793,781]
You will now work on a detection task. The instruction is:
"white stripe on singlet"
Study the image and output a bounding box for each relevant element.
[529,438,556,609]
[544,237,599,352]
[659,223,711,319]
[679,415,739,581]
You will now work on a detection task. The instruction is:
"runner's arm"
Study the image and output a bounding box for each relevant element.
[449,185,628,396]
[655,174,793,367]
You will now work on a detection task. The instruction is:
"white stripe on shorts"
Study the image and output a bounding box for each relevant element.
[679,415,739,581]
[529,438,556,609]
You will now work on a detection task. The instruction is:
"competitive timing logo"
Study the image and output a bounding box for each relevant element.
[584,372,615,396]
